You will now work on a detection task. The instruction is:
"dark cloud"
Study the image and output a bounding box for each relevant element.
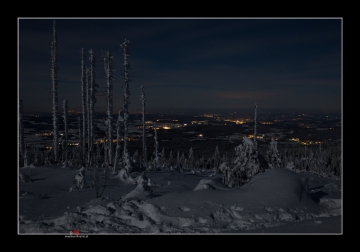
[18,18,342,114]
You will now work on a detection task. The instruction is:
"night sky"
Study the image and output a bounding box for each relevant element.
[18,18,342,115]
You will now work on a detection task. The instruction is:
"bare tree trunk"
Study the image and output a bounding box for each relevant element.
[51,20,59,163]
[254,103,258,151]
[89,49,95,167]
[113,110,123,173]
[154,128,159,168]
[78,116,83,166]
[81,48,87,162]
[103,50,114,166]
[62,100,68,167]
[120,39,131,172]
[86,66,90,166]
[140,85,147,169]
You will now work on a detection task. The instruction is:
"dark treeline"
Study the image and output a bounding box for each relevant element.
[19,137,341,180]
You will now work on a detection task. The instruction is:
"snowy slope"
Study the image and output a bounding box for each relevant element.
[18,166,342,234]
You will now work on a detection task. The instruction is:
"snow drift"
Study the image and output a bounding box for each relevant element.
[193,179,230,191]
[19,166,341,234]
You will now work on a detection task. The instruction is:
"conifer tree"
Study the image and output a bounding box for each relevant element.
[188,147,194,171]
[266,138,281,169]
[168,150,174,170]
[213,145,220,172]
[153,128,159,169]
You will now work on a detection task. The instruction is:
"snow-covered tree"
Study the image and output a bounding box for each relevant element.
[180,152,186,171]
[78,116,83,165]
[266,138,281,169]
[24,147,29,167]
[228,137,264,187]
[132,150,140,171]
[120,39,132,172]
[103,136,108,167]
[81,48,87,162]
[160,147,166,170]
[213,145,220,172]
[188,147,194,171]
[103,50,114,165]
[113,110,124,173]
[140,85,147,169]
[152,128,160,170]
[51,20,59,163]
[19,99,25,166]
[168,150,174,171]
[69,167,86,192]
[254,103,258,151]
[88,49,97,166]
[176,151,180,170]
[85,66,90,166]
[62,100,68,168]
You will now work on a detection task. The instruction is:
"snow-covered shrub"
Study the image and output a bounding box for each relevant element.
[19,172,32,183]
[122,172,153,201]
[69,167,86,192]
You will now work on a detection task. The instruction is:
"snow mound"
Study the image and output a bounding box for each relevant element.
[241,168,316,209]
[122,174,154,201]
[194,179,229,191]
[116,169,135,184]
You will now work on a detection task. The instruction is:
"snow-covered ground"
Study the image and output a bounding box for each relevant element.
[18,166,342,234]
